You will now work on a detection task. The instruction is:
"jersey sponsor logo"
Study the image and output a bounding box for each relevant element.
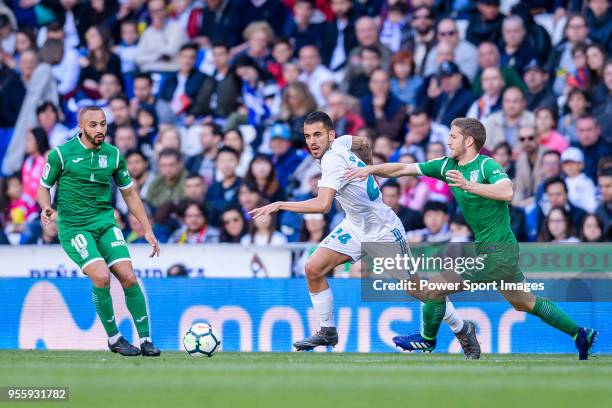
[42,163,51,179]
[71,158,85,163]
[98,155,108,168]
[470,170,479,182]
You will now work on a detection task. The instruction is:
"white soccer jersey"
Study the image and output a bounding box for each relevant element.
[318,135,403,241]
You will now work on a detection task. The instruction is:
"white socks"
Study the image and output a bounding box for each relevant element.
[108,333,122,345]
[310,288,335,327]
[443,299,464,334]
[139,337,151,345]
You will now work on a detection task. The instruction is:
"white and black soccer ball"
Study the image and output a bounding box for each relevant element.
[183,322,221,357]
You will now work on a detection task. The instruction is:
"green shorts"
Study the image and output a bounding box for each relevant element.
[58,222,131,271]
[460,243,526,284]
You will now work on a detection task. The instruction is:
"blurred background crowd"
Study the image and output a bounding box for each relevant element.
[0,0,611,252]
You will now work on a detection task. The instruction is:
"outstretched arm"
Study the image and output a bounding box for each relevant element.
[350,135,373,165]
[249,187,336,220]
[345,163,420,181]
[121,186,160,257]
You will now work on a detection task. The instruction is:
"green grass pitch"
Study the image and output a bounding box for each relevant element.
[1,351,611,408]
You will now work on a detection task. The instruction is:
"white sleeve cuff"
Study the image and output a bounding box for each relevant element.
[39,180,53,189]
[118,181,134,190]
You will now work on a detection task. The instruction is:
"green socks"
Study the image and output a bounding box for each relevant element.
[421,299,446,340]
[92,286,119,337]
[124,283,150,338]
[530,297,580,338]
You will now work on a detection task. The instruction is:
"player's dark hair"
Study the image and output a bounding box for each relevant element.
[77,105,105,123]
[544,175,568,194]
[423,200,449,215]
[304,111,333,131]
[158,148,182,163]
[450,117,487,152]
[381,179,401,192]
[216,146,240,161]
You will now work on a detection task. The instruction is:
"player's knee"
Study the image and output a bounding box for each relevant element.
[121,272,138,288]
[90,271,111,288]
[304,261,325,282]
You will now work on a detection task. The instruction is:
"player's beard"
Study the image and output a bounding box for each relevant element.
[83,129,105,146]
[450,144,466,161]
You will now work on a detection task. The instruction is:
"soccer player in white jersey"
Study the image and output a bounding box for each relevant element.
[250,112,480,357]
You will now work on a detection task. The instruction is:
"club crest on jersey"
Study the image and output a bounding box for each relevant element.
[98,155,108,168]
[470,170,479,182]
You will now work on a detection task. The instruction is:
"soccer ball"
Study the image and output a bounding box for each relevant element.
[183,322,221,357]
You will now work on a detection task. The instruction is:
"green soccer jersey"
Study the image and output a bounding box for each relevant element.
[40,135,133,228]
[417,154,515,244]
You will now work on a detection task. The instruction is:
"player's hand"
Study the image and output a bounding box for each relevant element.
[41,208,55,226]
[145,231,161,257]
[344,166,370,182]
[249,202,281,220]
[446,170,470,190]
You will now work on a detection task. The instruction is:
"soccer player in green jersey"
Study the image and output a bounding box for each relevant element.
[346,118,598,360]
[37,106,161,357]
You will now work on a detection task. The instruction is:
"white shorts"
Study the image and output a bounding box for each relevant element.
[319,219,408,262]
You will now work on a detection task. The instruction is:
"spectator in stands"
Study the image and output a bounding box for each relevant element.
[360,68,406,142]
[20,127,48,202]
[219,206,248,243]
[35,102,69,149]
[284,0,323,53]
[130,73,156,118]
[579,214,606,242]
[449,214,473,242]
[36,219,60,245]
[523,59,557,113]
[593,60,612,141]
[153,126,182,163]
[244,154,284,202]
[125,203,154,244]
[596,167,612,239]
[466,66,504,121]
[237,21,274,70]
[395,109,448,163]
[114,126,138,155]
[407,5,436,75]
[236,0,287,37]
[472,41,526,97]
[269,122,304,188]
[585,0,612,55]
[535,107,569,154]
[587,44,607,93]
[185,123,222,186]
[114,20,140,79]
[205,146,242,225]
[234,55,279,126]
[533,150,562,215]
[558,88,589,144]
[135,0,188,72]
[2,25,36,72]
[509,3,552,64]
[565,43,590,92]
[538,176,586,233]
[135,102,158,149]
[188,42,240,122]
[381,180,424,233]
[575,115,612,181]
[548,13,589,95]
[298,213,327,243]
[197,0,240,48]
[538,206,580,242]
[78,25,123,100]
[183,173,206,203]
[107,94,133,136]
[319,0,357,71]
[484,87,534,151]
[238,181,262,221]
[346,16,392,83]
[297,45,334,107]
[223,127,252,177]
[279,81,317,146]
[424,18,478,82]
[492,141,515,179]
[146,148,186,209]
[91,72,122,107]
[423,61,475,128]
[513,126,544,208]
[346,45,381,99]
[169,199,219,243]
[169,0,203,39]
[499,15,537,76]
[406,200,451,243]
[266,37,293,87]
[561,147,597,213]
[158,43,205,123]
[466,0,504,46]
[389,50,422,110]
[326,91,364,136]
[0,52,25,127]
[2,174,38,245]
[124,148,153,199]
[394,154,427,212]
[41,23,80,97]
[241,198,287,245]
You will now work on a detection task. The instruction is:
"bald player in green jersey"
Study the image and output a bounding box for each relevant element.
[346,118,597,360]
[37,106,161,357]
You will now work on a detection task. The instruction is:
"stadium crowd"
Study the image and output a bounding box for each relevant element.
[0,0,611,249]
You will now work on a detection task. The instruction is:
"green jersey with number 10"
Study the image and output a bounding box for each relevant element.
[417,154,515,244]
[40,135,133,228]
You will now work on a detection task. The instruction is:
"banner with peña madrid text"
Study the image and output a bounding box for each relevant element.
[1,278,610,354]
